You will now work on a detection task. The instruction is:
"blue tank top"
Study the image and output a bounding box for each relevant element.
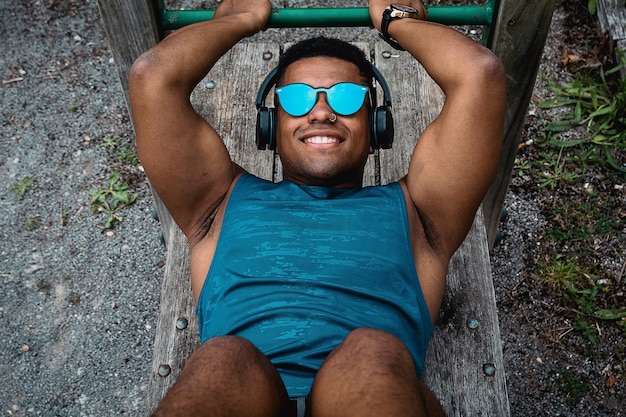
[197,174,434,397]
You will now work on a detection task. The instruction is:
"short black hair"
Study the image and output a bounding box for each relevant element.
[276,36,374,87]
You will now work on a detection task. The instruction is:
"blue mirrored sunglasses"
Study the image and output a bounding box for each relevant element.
[275,82,369,117]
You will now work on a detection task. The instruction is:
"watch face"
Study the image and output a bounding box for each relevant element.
[390,4,419,13]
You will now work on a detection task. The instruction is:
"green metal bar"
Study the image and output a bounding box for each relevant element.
[482,0,501,46]
[160,5,495,31]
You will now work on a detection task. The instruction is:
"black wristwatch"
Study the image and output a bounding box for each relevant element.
[379,4,423,51]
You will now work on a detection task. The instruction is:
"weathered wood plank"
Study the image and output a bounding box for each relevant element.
[96,0,159,109]
[145,226,197,415]
[597,0,626,79]
[597,0,626,41]
[484,0,556,249]
[96,0,175,245]
[373,41,510,417]
[191,43,279,180]
[425,208,510,417]
[374,44,444,185]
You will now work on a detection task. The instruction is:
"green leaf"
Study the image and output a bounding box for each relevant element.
[594,308,626,320]
[604,148,626,172]
[112,191,129,205]
[545,120,579,133]
[89,188,106,204]
[108,170,120,187]
[574,101,583,123]
[540,97,579,109]
[588,103,616,120]
[546,138,588,147]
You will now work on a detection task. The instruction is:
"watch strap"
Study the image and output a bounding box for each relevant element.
[379,5,423,51]
[380,9,404,51]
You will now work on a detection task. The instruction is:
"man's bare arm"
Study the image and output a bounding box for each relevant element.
[128,1,271,241]
[370,0,507,259]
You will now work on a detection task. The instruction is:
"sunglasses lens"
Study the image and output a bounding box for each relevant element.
[275,83,369,117]
[328,83,369,116]
[275,84,315,117]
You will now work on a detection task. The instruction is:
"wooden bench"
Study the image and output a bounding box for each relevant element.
[597,0,626,79]
[97,1,555,415]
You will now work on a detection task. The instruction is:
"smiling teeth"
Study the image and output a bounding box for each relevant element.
[305,136,338,144]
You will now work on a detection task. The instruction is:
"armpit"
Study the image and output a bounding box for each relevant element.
[191,192,227,243]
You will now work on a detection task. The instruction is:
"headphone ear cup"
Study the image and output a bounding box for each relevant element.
[256,107,276,150]
[371,106,394,150]
[267,108,276,150]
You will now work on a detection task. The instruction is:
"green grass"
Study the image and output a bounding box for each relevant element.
[536,256,624,344]
[523,48,626,345]
[537,52,626,176]
[99,135,140,167]
[557,368,589,406]
[24,217,40,231]
[89,169,137,231]
[9,175,35,200]
[90,134,141,230]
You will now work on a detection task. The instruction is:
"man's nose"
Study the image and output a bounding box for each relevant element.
[307,92,335,123]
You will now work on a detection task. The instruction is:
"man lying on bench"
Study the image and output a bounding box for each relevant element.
[128,1,506,416]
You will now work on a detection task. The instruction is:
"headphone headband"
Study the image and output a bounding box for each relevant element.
[255,67,279,110]
[369,63,393,108]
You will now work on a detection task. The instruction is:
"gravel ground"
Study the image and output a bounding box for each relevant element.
[1,1,163,415]
[1,1,623,416]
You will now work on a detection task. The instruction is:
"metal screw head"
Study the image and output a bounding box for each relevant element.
[482,363,496,377]
[158,364,171,377]
[467,318,479,329]
[176,318,188,330]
